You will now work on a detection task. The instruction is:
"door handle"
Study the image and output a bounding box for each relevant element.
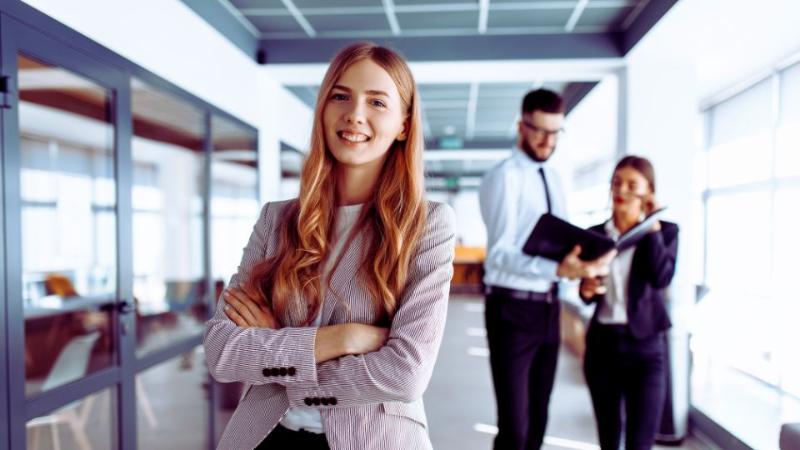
[100,300,134,315]
[117,300,134,315]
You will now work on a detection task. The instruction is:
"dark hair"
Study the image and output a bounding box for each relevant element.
[613,155,656,193]
[521,89,565,115]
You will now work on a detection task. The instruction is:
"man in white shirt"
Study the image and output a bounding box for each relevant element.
[479,89,615,450]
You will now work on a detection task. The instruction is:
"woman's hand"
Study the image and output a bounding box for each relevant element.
[223,287,278,329]
[314,323,390,364]
[580,276,607,299]
[641,193,661,231]
[342,323,390,355]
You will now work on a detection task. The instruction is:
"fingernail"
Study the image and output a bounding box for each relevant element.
[224,305,230,310]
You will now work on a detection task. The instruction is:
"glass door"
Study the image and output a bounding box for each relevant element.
[1,14,136,450]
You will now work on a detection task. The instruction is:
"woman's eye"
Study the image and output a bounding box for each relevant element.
[371,99,387,108]
[330,93,348,101]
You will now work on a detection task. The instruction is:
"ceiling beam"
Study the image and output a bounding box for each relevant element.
[619,0,679,54]
[478,0,490,34]
[563,81,599,113]
[465,82,479,140]
[564,0,589,32]
[621,0,650,30]
[425,139,514,151]
[381,0,401,36]
[241,1,636,17]
[178,0,259,59]
[260,33,622,63]
[281,0,316,37]
[266,58,623,85]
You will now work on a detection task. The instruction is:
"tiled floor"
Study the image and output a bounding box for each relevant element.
[426,295,710,450]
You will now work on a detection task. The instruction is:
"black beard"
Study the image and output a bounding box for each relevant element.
[521,139,553,163]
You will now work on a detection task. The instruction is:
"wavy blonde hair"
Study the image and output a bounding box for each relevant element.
[247,42,427,326]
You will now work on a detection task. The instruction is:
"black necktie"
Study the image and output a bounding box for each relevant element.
[538,167,552,214]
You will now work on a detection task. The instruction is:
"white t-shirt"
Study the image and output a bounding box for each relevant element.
[280,203,363,433]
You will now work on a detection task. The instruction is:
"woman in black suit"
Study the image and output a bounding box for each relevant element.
[579,155,679,450]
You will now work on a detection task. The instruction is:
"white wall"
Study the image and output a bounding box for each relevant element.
[559,75,620,226]
[621,0,705,337]
[22,0,313,202]
[256,74,312,201]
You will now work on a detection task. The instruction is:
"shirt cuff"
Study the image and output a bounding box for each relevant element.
[538,258,560,281]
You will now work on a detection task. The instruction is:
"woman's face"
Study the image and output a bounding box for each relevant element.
[611,166,651,217]
[322,59,408,171]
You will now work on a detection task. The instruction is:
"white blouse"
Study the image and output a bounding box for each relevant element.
[596,220,636,325]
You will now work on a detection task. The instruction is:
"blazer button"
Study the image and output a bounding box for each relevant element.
[279,367,288,376]
[270,367,280,377]
[287,367,296,376]
[329,397,337,405]
[321,398,330,406]
[262,368,272,377]
[312,397,321,406]
[304,397,313,406]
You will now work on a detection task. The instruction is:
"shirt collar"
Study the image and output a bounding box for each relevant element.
[604,219,622,240]
[512,145,547,169]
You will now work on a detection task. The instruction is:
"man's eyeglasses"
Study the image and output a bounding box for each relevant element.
[521,120,565,138]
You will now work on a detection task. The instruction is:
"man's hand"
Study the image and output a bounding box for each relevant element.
[579,276,607,299]
[557,245,616,280]
[223,287,278,329]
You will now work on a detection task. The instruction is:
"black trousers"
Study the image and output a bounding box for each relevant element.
[583,324,666,450]
[256,424,330,449]
[485,292,561,450]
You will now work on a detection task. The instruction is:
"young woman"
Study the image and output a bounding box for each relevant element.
[579,156,679,450]
[203,43,455,450]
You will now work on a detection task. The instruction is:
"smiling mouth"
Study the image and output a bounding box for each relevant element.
[338,130,371,143]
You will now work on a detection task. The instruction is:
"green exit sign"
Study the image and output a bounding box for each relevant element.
[438,136,463,149]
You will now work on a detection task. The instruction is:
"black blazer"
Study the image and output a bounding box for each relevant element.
[580,220,679,339]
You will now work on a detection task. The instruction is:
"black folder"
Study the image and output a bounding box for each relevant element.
[522,208,666,262]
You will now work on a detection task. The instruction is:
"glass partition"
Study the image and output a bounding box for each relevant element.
[130,78,207,357]
[209,114,259,438]
[18,54,117,396]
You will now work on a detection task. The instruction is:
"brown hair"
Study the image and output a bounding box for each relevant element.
[245,42,427,326]
[521,89,565,115]
[613,155,656,193]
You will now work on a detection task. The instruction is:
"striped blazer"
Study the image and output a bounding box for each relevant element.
[204,199,456,450]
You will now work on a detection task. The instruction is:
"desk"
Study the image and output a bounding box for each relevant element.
[25,295,114,319]
[451,246,485,295]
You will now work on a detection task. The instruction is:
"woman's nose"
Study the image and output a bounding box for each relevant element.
[345,102,366,124]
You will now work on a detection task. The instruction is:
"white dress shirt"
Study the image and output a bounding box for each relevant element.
[280,203,363,433]
[596,220,635,324]
[479,147,568,293]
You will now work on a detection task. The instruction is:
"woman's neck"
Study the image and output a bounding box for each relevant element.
[613,210,639,234]
[336,163,381,205]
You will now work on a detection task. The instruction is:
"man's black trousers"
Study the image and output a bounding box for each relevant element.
[485,291,561,450]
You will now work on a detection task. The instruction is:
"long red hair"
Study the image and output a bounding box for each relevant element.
[246,42,427,326]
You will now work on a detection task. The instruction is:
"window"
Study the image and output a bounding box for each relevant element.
[697,62,800,398]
